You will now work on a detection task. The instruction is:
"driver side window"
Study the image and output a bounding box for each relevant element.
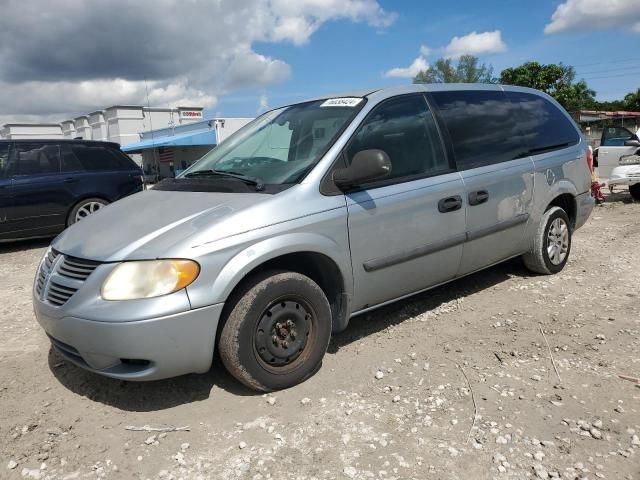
[602,127,635,147]
[346,94,449,184]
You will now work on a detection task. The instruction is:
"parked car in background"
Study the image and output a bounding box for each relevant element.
[594,126,640,181]
[33,85,593,391]
[609,151,640,199]
[0,140,143,242]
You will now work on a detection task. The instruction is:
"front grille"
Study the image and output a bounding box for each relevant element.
[57,255,100,280]
[36,249,60,297]
[46,281,78,306]
[36,249,100,307]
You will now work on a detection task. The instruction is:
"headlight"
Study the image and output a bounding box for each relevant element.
[101,260,200,300]
[619,154,640,166]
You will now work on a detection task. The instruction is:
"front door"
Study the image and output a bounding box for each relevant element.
[344,94,466,311]
[598,126,639,181]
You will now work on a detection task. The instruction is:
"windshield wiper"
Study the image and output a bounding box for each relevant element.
[184,169,265,191]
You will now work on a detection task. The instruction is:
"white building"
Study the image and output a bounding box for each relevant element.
[0,123,64,139]
[1,105,207,143]
[88,110,108,141]
[73,115,92,139]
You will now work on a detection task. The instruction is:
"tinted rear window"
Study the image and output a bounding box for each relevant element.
[430,90,529,170]
[71,144,132,171]
[505,91,579,154]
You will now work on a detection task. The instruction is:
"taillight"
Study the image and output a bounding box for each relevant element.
[586,147,594,172]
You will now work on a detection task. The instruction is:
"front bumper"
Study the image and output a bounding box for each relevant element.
[608,165,640,187]
[35,300,224,381]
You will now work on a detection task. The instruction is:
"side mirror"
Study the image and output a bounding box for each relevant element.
[333,149,392,190]
[624,139,640,147]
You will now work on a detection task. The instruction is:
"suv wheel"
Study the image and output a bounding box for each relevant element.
[218,270,332,392]
[68,198,109,225]
[630,183,640,200]
[522,206,572,275]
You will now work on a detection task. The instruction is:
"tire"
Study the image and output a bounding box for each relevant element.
[522,206,572,275]
[218,270,332,392]
[67,198,109,226]
[630,183,640,200]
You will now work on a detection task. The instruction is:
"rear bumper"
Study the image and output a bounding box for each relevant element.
[35,301,224,381]
[574,191,595,231]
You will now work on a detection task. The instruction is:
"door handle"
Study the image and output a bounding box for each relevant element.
[63,177,79,183]
[438,195,463,213]
[468,190,489,206]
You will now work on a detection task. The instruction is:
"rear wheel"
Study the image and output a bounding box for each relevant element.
[67,198,109,225]
[218,270,332,392]
[630,183,640,200]
[522,206,572,275]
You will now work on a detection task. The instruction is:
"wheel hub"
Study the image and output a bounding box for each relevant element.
[255,300,311,367]
[547,217,569,265]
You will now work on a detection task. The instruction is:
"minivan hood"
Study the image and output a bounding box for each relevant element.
[52,190,267,261]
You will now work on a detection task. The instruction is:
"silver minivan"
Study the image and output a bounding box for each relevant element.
[33,84,594,391]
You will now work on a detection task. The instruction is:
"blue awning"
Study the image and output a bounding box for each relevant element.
[121,129,216,152]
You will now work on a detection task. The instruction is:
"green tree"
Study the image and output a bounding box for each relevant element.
[413,55,495,84]
[624,89,640,111]
[499,61,595,111]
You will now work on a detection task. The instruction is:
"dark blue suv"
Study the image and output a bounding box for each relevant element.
[0,140,143,241]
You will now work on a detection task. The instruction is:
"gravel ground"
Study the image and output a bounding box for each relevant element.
[1,193,639,480]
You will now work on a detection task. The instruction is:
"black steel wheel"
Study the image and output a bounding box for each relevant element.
[218,270,332,392]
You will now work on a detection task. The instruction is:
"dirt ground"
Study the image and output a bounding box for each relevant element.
[1,193,639,480]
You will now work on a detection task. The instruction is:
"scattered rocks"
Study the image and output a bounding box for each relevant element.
[533,463,549,479]
[375,371,385,380]
[343,466,357,478]
[7,460,17,470]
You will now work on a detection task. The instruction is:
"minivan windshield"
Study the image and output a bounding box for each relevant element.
[180,99,364,185]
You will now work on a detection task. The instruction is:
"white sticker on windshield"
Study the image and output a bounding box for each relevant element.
[320,97,363,107]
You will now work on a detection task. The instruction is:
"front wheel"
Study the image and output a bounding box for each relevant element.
[218,271,332,392]
[629,183,640,200]
[522,206,572,275]
[67,198,109,225]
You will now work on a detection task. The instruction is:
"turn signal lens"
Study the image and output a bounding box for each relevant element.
[101,260,200,300]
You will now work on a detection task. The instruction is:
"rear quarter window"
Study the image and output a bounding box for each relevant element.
[71,144,133,171]
[505,91,579,154]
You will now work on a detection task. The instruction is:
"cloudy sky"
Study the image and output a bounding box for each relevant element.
[0,0,638,125]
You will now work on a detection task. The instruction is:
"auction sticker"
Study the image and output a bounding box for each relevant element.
[320,97,363,107]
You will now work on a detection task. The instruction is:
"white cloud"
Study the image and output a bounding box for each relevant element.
[384,56,429,78]
[258,94,269,113]
[545,0,640,34]
[443,30,507,59]
[419,45,432,56]
[0,0,395,123]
